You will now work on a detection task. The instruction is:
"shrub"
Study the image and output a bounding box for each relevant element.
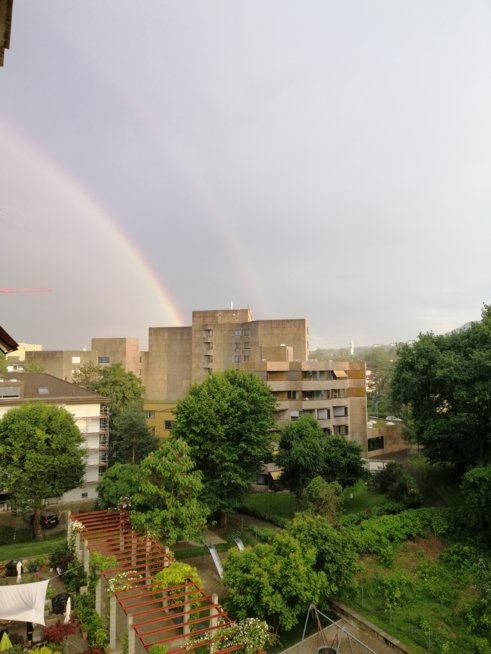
[370,462,422,508]
[439,544,476,571]
[64,559,87,593]
[49,541,73,571]
[44,620,77,645]
[254,527,276,542]
[237,505,289,527]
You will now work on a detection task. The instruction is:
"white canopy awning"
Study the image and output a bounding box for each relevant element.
[0,579,50,624]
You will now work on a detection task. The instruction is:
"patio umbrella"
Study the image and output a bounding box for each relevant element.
[0,632,12,651]
[64,597,71,624]
[16,562,22,583]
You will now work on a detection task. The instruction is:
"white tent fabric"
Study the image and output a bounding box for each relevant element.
[0,579,49,625]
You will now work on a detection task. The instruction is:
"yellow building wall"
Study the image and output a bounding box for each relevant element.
[144,401,177,439]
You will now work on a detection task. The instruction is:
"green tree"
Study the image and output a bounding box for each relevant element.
[460,465,491,529]
[288,513,358,597]
[222,531,326,633]
[172,368,276,517]
[391,305,491,469]
[322,435,366,489]
[95,463,140,510]
[304,476,343,522]
[72,361,102,388]
[130,438,209,544]
[276,415,325,499]
[90,363,145,420]
[23,361,46,372]
[109,404,158,465]
[0,403,87,540]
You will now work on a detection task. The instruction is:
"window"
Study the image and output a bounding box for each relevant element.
[139,357,142,363]
[368,436,384,452]
[37,387,49,395]
[203,329,213,337]
[243,342,250,349]
[331,388,346,399]
[72,356,80,364]
[287,390,299,400]
[235,356,240,363]
[139,369,142,376]
[98,357,110,364]
[290,410,299,421]
[323,427,331,435]
[243,356,250,362]
[317,408,329,420]
[235,329,241,336]
[303,409,315,416]
[243,329,250,336]
[333,406,348,417]
[235,343,241,349]
[145,411,155,419]
[0,386,21,399]
[256,474,268,485]
[303,390,314,400]
[164,420,176,430]
[287,370,300,381]
[81,492,88,499]
[334,425,349,435]
[313,390,327,400]
[302,370,326,380]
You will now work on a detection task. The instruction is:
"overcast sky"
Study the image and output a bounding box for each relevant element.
[1,1,490,350]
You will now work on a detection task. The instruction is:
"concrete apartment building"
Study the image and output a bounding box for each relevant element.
[22,308,389,454]
[0,373,109,501]
[239,351,367,451]
[24,338,141,382]
[145,309,309,401]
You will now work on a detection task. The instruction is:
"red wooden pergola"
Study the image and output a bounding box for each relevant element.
[70,510,255,654]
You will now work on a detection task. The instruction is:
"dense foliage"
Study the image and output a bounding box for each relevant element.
[303,476,343,522]
[223,531,326,632]
[0,403,86,540]
[109,404,158,465]
[173,368,277,517]
[89,363,145,420]
[370,462,422,508]
[130,438,209,544]
[95,463,140,509]
[277,415,366,497]
[276,415,326,497]
[391,305,491,469]
[288,513,358,596]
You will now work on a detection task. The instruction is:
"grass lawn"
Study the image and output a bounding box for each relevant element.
[410,456,464,507]
[342,480,386,514]
[173,530,259,561]
[0,531,65,562]
[242,492,296,519]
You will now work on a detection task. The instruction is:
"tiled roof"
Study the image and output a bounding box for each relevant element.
[0,372,109,402]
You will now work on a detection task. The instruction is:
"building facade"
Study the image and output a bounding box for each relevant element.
[239,355,367,451]
[0,373,109,501]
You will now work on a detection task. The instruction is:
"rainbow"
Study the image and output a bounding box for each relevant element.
[1,120,185,326]
[42,39,271,318]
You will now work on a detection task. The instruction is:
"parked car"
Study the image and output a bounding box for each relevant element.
[29,512,59,529]
[385,416,402,422]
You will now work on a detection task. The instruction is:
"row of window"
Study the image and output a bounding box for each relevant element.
[235,342,250,349]
[235,356,250,362]
[258,370,346,382]
[289,406,348,420]
[274,389,347,401]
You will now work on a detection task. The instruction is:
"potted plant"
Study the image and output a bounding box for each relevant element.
[87,626,109,653]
